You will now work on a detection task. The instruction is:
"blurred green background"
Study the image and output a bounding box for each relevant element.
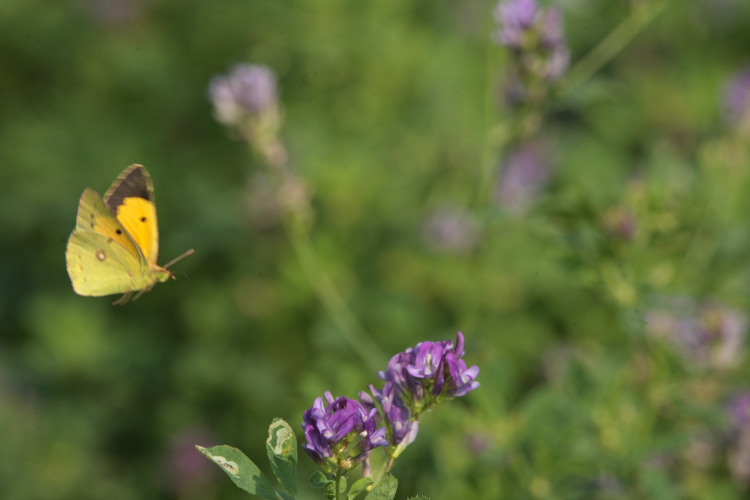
[3,0,750,499]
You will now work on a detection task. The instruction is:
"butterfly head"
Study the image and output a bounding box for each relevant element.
[155,267,174,283]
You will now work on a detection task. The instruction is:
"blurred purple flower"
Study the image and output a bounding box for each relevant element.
[494,0,538,48]
[496,144,553,214]
[728,392,750,431]
[645,298,746,370]
[208,64,279,127]
[603,207,638,241]
[423,206,481,254]
[723,67,750,130]
[493,0,569,82]
[302,391,387,466]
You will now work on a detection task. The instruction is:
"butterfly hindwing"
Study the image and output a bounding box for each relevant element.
[103,164,160,265]
[66,228,155,297]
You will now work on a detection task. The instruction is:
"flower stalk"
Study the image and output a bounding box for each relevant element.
[208,63,386,372]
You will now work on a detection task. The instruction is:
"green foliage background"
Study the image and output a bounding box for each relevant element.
[3,0,750,499]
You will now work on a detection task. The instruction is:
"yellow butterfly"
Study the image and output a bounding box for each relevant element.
[66,164,194,304]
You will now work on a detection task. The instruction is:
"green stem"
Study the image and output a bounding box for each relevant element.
[369,454,395,492]
[247,129,387,372]
[559,0,669,98]
[286,222,387,373]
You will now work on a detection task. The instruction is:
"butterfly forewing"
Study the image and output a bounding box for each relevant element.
[103,164,160,265]
[75,188,144,260]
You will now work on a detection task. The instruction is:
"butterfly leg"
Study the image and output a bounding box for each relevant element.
[112,292,134,305]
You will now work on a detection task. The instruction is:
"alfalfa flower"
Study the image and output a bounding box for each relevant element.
[360,382,420,454]
[208,64,286,167]
[378,331,480,412]
[496,142,553,214]
[209,64,279,127]
[646,297,746,370]
[302,392,387,472]
[494,0,569,82]
[301,331,479,490]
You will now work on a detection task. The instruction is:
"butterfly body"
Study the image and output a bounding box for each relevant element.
[66,165,192,304]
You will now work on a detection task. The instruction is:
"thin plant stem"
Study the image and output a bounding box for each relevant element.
[559,0,669,98]
[369,454,395,493]
[250,132,387,372]
[286,220,387,373]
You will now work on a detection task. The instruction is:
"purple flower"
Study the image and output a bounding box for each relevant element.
[360,383,420,449]
[645,297,746,370]
[493,0,569,83]
[494,0,538,48]
[445,352,481,397]
[208,64,279,127]
[540,8,570,82]
[603,207,638,241]
[407,341,446,380]
[496,143,553,214]
[379,332,480,407]
[723,67,750,129]
[166,428,216,494]
[423,206,481,255]
[302,392,387,466]
[728,392,750,431]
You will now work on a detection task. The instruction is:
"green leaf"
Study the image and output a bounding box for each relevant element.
[365,475,397,500]
[407,497,430,500]
[266,418,298,495]
[347,477,373,499]
[310,470,332,489]
[196,445,278,500]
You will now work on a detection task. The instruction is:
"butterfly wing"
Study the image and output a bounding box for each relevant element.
[66,229,157,297]
[66,188,154,297]
[76,188,142,258]
[103,164,160,265]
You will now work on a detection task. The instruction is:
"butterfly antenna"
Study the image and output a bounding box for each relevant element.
[163,248,195,270]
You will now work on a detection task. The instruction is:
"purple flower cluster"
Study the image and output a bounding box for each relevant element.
[496,143,553,214]
[423,206,481,255]
[302,392,388,468]
[360,383,419,452]
[208,64,279,128]
[378,331,480,405]
[728,392,750,431]
[302,332,480,466]
[646,297,746,370]
[493,0,569,82]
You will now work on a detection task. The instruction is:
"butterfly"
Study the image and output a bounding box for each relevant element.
[66,164,194,304]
